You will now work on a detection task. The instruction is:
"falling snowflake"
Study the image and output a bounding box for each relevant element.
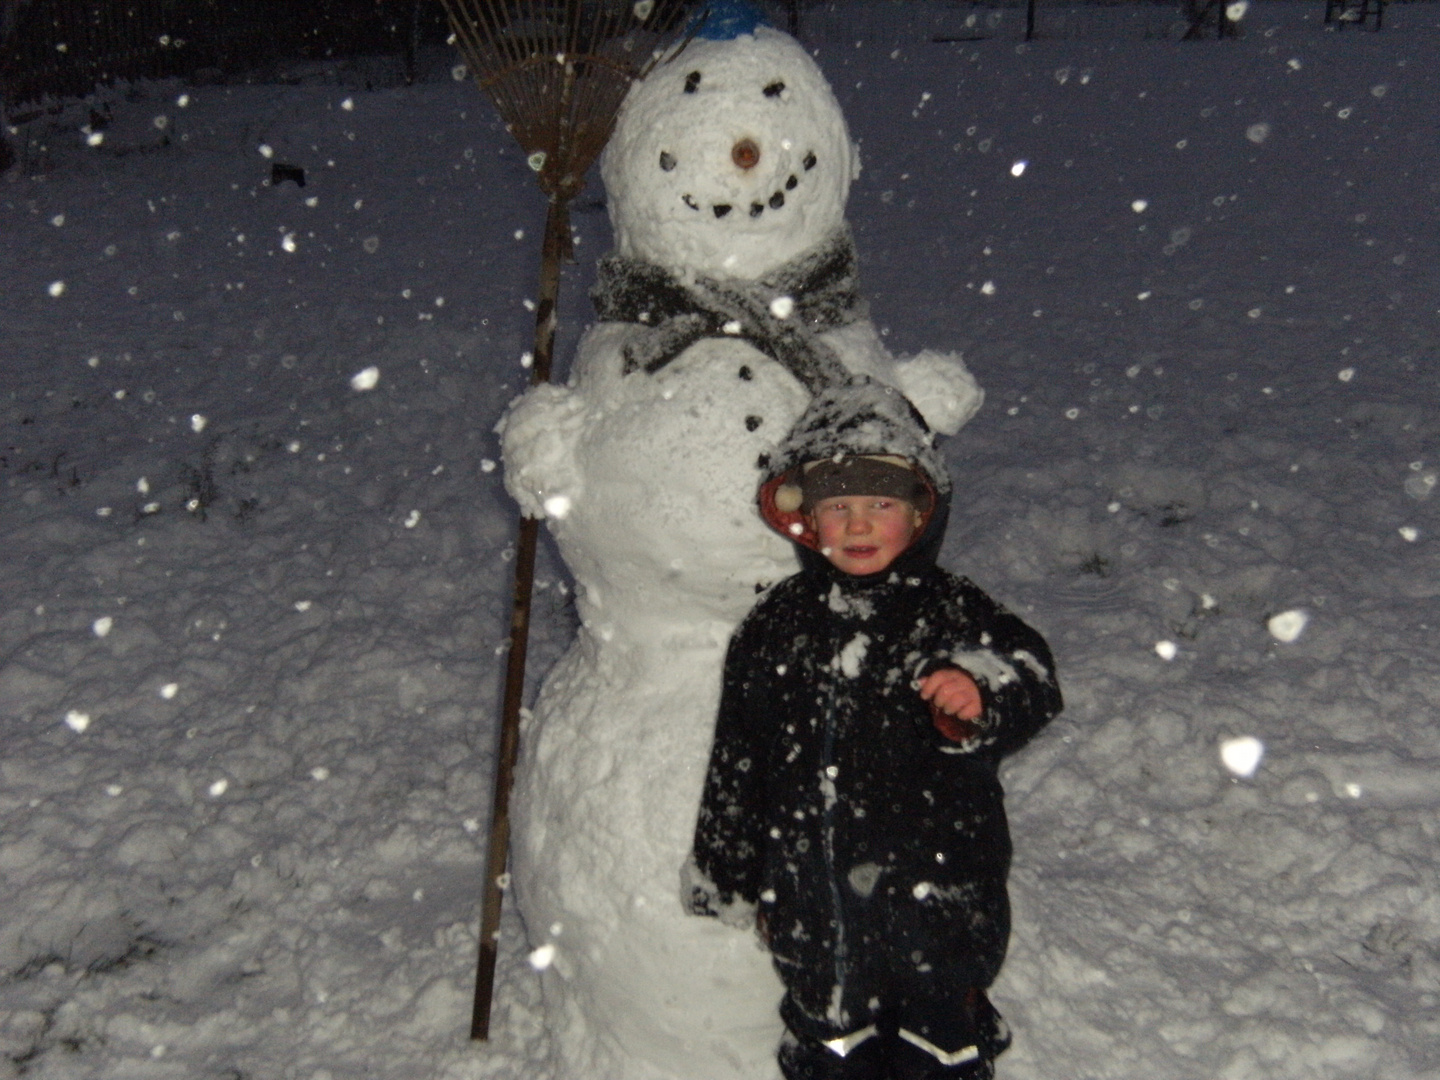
[1220,736,1264,778]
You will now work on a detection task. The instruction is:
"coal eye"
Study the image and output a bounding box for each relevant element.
[763,81,785,97]
[803,151,817,171]
[659,151,676,171]
[684,71,701,93]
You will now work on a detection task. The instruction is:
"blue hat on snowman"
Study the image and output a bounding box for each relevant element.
[690,0,768,39]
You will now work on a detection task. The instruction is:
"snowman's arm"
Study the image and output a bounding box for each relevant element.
[495,383,587,520]
[821,322,984,436]
[891,349,984,436]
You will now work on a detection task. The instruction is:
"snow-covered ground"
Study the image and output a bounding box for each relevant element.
[2,2,1437,1077]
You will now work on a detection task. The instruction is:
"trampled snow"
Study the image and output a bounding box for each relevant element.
[2,3,1437,1078]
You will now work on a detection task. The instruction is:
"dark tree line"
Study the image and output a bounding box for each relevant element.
[1,0,451,108]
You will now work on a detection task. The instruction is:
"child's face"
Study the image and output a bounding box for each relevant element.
[808,495,923,576]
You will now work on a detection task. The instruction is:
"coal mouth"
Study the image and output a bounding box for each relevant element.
[677,149,818,222]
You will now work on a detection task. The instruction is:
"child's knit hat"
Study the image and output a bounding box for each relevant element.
[774,454,931,513]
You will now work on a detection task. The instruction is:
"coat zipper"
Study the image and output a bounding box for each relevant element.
[820,646,848,1027]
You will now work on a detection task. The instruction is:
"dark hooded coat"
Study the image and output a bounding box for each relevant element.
[689,380,1063,1046]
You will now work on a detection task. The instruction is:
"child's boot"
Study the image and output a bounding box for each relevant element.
[887,988,1009,1080]
[777,1026,887,1080]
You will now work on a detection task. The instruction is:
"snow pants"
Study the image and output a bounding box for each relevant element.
[776,986,1009,1080]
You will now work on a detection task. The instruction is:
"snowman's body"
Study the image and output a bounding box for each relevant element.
[498,27,981,1080]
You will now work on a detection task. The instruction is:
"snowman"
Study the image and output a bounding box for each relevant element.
[497,14,983,1080]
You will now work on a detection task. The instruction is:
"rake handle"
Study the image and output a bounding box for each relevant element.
[471,195,570,1040]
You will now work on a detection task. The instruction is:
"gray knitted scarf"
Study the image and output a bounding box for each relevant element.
[591,228,865,395]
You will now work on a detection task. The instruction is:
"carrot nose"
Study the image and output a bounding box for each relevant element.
[732,138,760,170]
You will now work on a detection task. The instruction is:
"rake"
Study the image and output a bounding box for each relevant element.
[437,0,692,1041]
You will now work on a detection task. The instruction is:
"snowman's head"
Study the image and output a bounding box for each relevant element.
[602,27,857,281]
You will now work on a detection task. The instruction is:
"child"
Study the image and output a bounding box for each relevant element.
[687,380,1063,1080]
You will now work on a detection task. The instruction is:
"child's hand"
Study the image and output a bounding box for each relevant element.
[919,667,983,720]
